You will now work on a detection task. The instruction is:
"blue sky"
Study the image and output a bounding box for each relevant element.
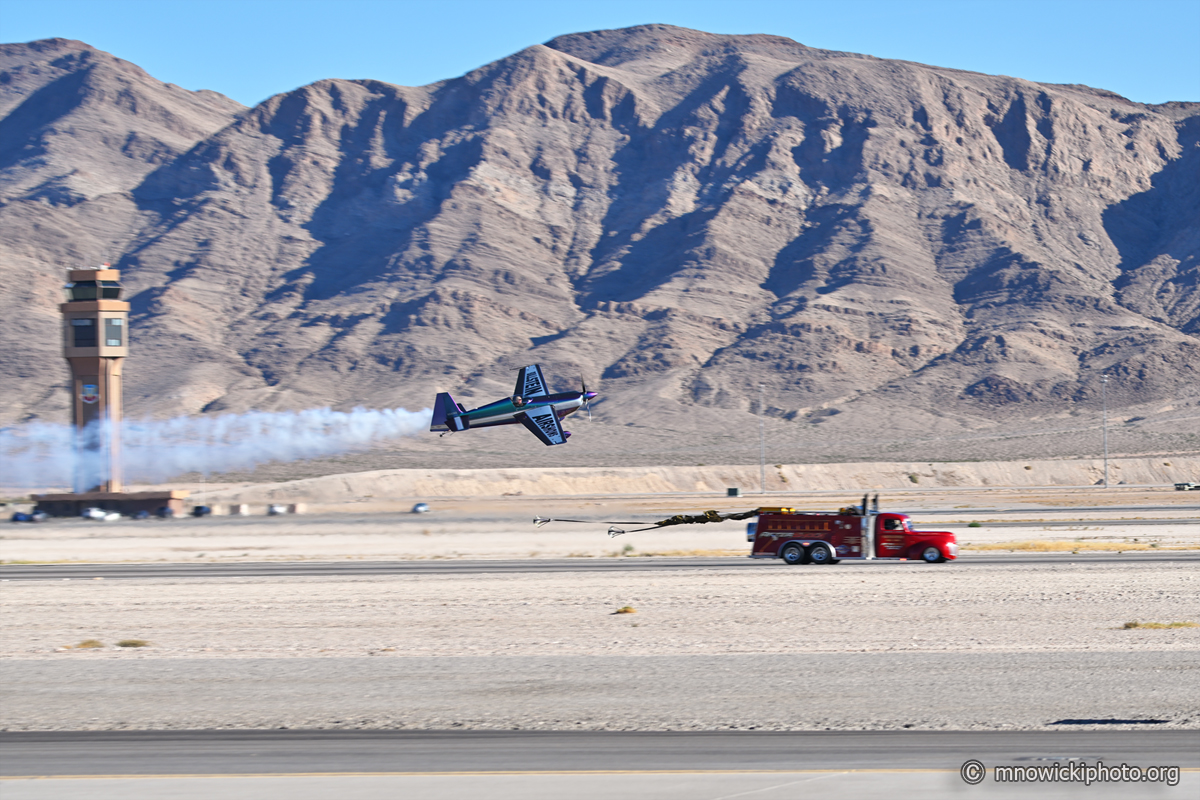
[2,0,1197,107]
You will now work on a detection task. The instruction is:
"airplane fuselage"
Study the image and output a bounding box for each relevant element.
[462,392,590,429]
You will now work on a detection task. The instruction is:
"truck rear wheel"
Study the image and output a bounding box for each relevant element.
[780,544,805,565]
[807,543,834,565]
[920,545,945,563]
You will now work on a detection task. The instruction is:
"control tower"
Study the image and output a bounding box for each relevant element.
[62,265,127,492]
[33,265,187,517]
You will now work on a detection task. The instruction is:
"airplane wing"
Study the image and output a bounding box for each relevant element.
[516,406,567,446]
[514,364,549,399]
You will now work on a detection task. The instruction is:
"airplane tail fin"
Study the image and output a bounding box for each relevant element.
[430,392,468,432]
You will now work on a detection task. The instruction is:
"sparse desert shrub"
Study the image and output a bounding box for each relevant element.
[74,639,103,649]
[908,474,919,484]
[1122,621,1198,630]
[116,639,149,648]
[968,521,982,528]
[613,606,637,614]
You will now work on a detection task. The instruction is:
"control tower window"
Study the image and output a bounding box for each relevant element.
[72,318,96,347]
[100,281,122,299]
[104,318,123,347]
[67,281,99,301]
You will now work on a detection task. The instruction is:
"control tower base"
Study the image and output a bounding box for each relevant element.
[33,490,189,518]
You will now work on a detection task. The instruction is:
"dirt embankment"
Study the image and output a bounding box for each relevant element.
[166,457,1200,508]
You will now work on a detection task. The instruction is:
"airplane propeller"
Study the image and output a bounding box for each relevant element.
[580,377,596,420]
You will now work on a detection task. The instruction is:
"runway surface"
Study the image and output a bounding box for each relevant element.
[4,729,1198,776]
[2,550,1198,580]
[3,730,1196,800]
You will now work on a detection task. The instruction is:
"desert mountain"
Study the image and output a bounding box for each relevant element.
[0,38,243,414]
[1,27,1198,468]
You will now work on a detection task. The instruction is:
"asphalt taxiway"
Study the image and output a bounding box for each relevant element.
[1,550,1198,581]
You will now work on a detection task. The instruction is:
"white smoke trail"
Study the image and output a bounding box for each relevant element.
[0,407,432,490]
[0,421,75,490]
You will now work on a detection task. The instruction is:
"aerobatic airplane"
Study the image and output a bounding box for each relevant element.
[429,365,597,446]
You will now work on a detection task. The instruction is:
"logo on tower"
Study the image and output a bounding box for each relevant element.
[81,385,99,404]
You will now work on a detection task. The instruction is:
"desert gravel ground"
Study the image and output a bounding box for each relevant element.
[2,559,1197,731]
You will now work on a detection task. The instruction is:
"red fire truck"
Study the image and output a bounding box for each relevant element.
[747,497,958,564]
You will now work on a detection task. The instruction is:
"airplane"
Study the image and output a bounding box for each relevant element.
[429,364,597,446]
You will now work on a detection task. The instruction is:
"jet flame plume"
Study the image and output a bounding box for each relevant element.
[0,406,431,490]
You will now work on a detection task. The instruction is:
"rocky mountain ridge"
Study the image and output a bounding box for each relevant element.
[1,27,1198,467]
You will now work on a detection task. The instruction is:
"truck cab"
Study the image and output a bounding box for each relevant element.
[748,507,957,564]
